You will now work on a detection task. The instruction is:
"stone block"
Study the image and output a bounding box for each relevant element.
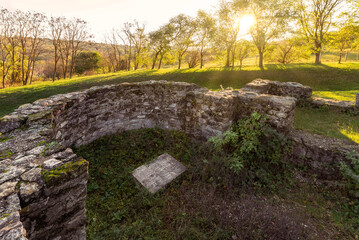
[132,153,186,194]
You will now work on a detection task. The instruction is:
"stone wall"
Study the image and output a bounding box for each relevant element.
[289,130,359,180]
[0,80,297,240]
[51,81,296,147]
[0,79,357,239]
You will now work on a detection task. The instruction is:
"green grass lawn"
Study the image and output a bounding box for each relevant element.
[1,62,358,141]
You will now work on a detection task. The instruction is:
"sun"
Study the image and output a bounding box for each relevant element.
[238,14,256,35]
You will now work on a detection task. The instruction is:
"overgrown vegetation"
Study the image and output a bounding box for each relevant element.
[209,112,292,191]
[75,119,358,239]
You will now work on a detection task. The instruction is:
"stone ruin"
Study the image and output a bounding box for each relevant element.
[0,79,358,239]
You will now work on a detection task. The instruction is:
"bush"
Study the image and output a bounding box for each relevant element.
[208,112,292,190]
[340,151,359,198]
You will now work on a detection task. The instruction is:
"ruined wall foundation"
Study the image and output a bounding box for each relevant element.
[0,79,357,239]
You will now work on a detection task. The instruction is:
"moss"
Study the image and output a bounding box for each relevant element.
[0,213,11,220]
[42,159,88,187]
[0,148,13,160]
[0,136,13,142]
[28,111,51,122]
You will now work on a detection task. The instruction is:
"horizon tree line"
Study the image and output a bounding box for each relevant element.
[0,0,358,88]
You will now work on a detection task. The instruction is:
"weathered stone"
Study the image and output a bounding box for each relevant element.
[0,194,21,217]
[21,168,43,182]
[26,146,46,156]
[241,79,312,100]
[0,181,17,199]
[132,153,187,194]
[0,166,26,185]
[0,115,26,134]
[12,155,37,169]
[0,212,26,240]
[310,97,356,112]
[43,159,63,169]
[289,130,359,180]
[20,182,41,203]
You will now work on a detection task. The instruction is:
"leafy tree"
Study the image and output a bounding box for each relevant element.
[297,0,343,64]
[168,14,196,69]
[149,25,172,69]
[73,51,101,75]
[235,0,293,69]
[235,39,255,69]
[195,10,216,68]
[216,0,242,68]
[329,23,359,63]
[270,37,311,64]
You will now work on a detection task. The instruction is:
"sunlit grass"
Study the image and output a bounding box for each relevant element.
[313,91,358,102]
[294,107,359,143]
[339,127,359,144]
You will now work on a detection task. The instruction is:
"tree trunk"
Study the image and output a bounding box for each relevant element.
[158,55,163,69]
[239,59,243,70]
[345,51,348,61]
[200,51,204,69]
[152,52,159,70]
[225,48,231,67]
[178,54,182,69]
[338,52,342,64]
[258,51,264,69]
[53,57,57,82]
[315,52,321,65]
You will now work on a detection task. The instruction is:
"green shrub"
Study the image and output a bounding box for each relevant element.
[208,112,292,190]
[340,151,359,198]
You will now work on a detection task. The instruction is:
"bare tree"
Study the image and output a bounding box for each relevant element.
[0,9,12,88]
[298,0,343,64]
[49,16,65,81]
[68,19,92,78]
[104,29,124,72]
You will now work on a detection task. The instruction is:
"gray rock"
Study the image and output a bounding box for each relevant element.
[21,168,43,182]
[20,182,41,202]
[0,182,17,199]
[132,153,187,194]
[43,159,63,169]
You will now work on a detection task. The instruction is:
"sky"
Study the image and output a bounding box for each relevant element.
[0,0,220,43]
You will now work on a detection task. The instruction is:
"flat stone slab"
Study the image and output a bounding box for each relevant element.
[132,153,186,194]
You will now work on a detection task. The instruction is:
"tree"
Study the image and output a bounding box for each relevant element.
[216,0,242,68]
[49,16,65,81]
[73,51,101,75]
[235,0,292,69]
[0,9,12,88]
[195,10,216,68]
[149,25,172,69]
[297,0,343,64]
[169,14,196,69]
[270,38,311,64]
[68,19,92,78]
[236,39,254,69]
[330,23,359,63]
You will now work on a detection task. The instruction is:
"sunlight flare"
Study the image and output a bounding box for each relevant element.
[238,14,256,35]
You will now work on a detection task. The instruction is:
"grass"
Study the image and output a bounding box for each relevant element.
[294,106,359,143]
[75,128,358,240]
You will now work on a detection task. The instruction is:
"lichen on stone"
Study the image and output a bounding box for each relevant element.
[41,159,88,187]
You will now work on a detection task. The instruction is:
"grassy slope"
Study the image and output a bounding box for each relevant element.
[1,63,358,141]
